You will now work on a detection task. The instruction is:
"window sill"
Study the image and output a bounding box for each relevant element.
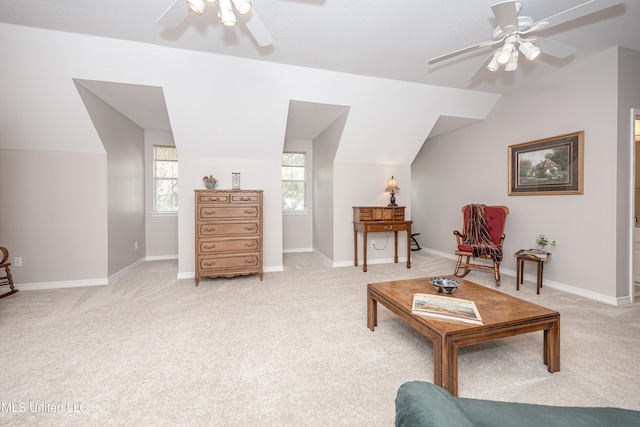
[283,210,308,215]
[151,212,178,218]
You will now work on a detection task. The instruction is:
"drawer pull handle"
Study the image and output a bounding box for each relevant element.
[245,243,256,248]
[203,244,216,249]
[203,261,216,267]
[204,227,217,232]
[244,210,256,214]
[203,210,216,215]
[384,226,392,230]
[244,226,256,231]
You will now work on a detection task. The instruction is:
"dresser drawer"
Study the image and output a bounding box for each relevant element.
[199,254,260,270]
[198,205,260,220]
[198,221,260,237]
[230,193,261,203]
[199,238,260,253]
[197,193,230,204]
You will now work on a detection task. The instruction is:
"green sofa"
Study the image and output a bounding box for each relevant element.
[395,381,640,427]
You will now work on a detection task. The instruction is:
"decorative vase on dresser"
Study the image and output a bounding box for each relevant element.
[194,189,263,285]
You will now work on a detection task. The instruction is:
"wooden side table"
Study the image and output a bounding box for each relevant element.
[515,250,551,295]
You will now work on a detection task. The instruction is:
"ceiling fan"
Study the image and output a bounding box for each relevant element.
[428,0,624,80]
[157,0,273,47]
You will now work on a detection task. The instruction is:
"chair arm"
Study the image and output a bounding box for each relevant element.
[498,234,506,248]
[453,230,465,246]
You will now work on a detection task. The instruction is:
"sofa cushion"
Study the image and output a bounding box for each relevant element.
[395,381,474,427]
[457,396,640,427]
[395,381,640,427]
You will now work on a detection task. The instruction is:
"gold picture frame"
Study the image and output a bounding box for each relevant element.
[508,131,584,196]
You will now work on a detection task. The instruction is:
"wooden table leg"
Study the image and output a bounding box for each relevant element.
[354,229,358,267]
[363,230,368,272]
[516,258,522,291]
[393,230,398,263]
[544,317,561,372]
[536,261,541,294]
[439,337,459,396]
[432,336,443,390]
[367,289,377,331]
[406,227,411,269]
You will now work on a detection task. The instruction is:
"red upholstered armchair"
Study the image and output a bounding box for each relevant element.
[453,205,509,285]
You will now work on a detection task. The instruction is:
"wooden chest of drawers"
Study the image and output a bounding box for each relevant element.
[194,189,263,285]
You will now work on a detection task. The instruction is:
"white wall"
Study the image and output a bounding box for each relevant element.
[0,149,108,285]
[77,83,147,277]
[145,130,178,259]
[177,156,283,279]
[412,47,636,304]
[282,138,313,253]
[0,23,499,286]
[334,163,412,266]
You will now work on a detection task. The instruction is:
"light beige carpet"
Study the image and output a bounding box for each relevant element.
[1,251,639,426]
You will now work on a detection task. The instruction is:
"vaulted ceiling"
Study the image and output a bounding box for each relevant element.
[2,0,639,136]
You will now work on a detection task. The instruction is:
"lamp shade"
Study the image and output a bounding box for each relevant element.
[219,0,237,26]
[386,176,399,192]
[505,50,519,71]
[497,43,514,64]
[187,0,206,15]
[486,50,501,72]
[231,0,252,14]
[519,41,541,61]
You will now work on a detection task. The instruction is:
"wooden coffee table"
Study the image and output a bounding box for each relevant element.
[367,276,560,396]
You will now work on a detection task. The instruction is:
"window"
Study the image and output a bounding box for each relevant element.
[154,145,178,213]
[282,152,306,211]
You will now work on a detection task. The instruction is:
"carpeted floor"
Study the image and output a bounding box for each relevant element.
[1,251,639,426]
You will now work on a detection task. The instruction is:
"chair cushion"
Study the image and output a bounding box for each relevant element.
[464,206,506,246]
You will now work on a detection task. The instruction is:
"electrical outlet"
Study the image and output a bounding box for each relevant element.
[371,240,376,248]
[134,241,138,250]
[14,257,22,267]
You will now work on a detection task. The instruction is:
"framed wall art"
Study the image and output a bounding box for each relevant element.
[508,131,584,196]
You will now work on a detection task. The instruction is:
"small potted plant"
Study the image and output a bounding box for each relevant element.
[536,234,556,253]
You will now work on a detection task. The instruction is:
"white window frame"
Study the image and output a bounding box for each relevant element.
[153,145,179,213]
[282,152,306,212]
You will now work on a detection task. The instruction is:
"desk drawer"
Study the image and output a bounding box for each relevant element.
[367,223,408,232]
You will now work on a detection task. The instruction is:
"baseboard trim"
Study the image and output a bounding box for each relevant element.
[17,278,108,291]
[422,247,624,306]
[146,255,178,261]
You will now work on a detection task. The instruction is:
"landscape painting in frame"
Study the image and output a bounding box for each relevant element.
[508,131,584,195]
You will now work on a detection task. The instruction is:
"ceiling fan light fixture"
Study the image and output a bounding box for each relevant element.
[505,50,519,72]
[519,41,541,61]
[497,43,514,65]
[204,0,218,4]
[186,0,206,15]
[231,0,252,15]
[487,51,501,72]
[219,0,237,26]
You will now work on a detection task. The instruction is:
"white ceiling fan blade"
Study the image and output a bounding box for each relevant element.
[531,36,577,59]
[491,1,519,33]
[244,8,273,47]
[157,0,189,29]
[530,0,624,33]
[428,39,502,65]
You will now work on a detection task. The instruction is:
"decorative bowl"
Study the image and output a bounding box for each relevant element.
[429,277,461,294]
[204,180,218,189]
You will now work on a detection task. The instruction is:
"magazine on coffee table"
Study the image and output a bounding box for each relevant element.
[412,293,483,325]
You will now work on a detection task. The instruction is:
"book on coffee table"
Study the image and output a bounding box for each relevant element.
[412,293,483,325]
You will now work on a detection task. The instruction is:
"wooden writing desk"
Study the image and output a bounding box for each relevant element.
[353,206,412,272]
